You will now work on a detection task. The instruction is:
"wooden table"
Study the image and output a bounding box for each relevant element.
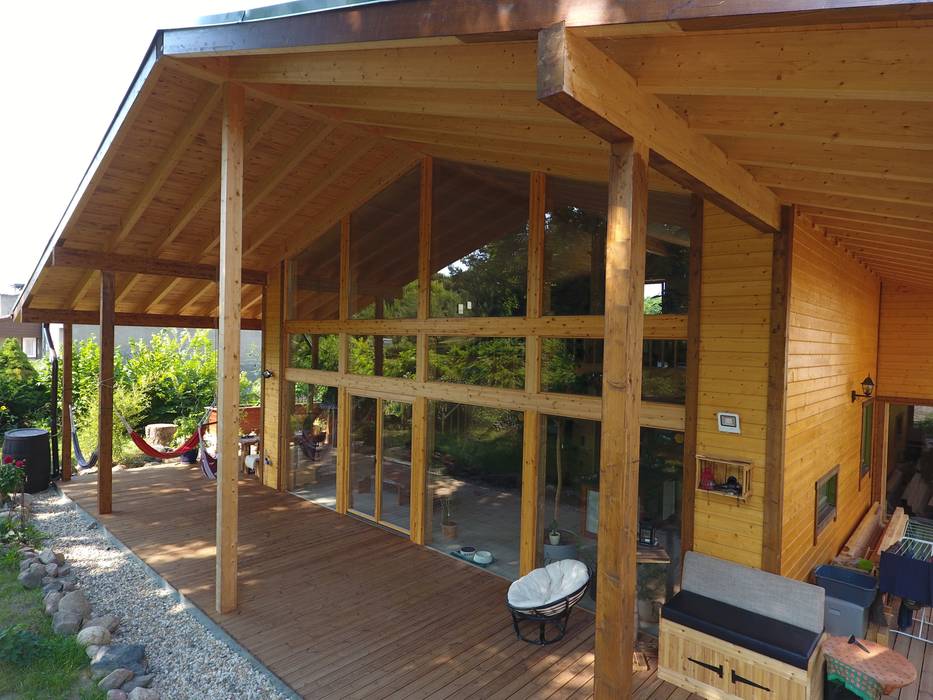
[238,435,260,475]
[823,634,917,700]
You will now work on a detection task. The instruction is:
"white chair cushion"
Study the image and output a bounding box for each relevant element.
[507,559,589,609]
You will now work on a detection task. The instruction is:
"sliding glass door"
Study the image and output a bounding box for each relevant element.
[348,395,413,534]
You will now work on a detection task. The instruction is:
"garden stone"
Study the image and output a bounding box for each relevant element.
[44,591,62,614]
[85,614,120,633]
[59,590,91,618]
[18,567,43,588]
[38,548,55,565]
[61,579,78,592]
[87,644,102,659]
[128,689,159,700]
[58,564,72,577]
[121,675,153,693]
[107,691,128,700]
[98,668,134,691]
[54,550,64,564]
[42,581,64,594]
[92,644,148,676]
[77,625,111,646]
[52,611,83,635]
[44,563,59,577]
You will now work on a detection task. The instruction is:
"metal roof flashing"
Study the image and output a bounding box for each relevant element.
[196,0,394,26]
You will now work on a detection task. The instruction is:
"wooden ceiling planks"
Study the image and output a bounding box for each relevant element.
[23,16,933,319]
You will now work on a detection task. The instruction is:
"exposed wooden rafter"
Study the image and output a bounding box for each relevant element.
[51,248,267,285]
[536,24,781,232]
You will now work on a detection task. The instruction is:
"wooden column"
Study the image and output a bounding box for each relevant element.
[98,272,115,515]
[216,81,244,615]
[260,262,285,490]
[595,140,648,699]
[61,324,73,482]
[409,156,433,544]
[681,196,703,555]
[520,171,546,575]
[336,215,351,515]
[762,205,795,575]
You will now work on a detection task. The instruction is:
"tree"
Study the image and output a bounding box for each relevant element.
[0,339,49,436]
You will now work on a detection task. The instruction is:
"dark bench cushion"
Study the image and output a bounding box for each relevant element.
[662,590,821,670]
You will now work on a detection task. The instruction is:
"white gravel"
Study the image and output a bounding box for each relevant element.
[29,488,291,700]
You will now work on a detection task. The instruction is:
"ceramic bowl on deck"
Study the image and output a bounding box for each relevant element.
[459,546,476,560]
[473,550,493,565]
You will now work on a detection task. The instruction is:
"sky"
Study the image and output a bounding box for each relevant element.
[0,1,241,291]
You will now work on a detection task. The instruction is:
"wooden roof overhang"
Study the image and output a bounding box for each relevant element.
[14,0,933,328]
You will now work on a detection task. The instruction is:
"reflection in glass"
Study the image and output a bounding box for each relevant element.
[430,161,529,318]
[287,223,341,320]
[642,339,687,403]
[381,401,413,531]
[541,338,603,396]
[429,337,525,389]
[349,167,420,320]
[427,401,523,579]
[349,335,417,378]
[288,334,339,371]
[349,396,377,517]
[287,382,339,509]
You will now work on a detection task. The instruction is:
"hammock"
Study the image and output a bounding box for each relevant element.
[115,408,212,461]
[198,426,218,481]
[68,405,98,470]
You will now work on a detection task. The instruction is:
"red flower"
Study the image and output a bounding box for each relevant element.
[14,460,24,469]
[2,456,12,464]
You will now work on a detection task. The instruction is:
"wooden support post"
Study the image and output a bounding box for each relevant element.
[336,215,351,515]
[681,196,703,555]
[763,205,795,575]
[595,140,648,699]
[871,400,889,506]
[260,262,286,490]
[410,396,429,544]
[61,324,73,482]
[520,410,541,575]
[98,272,115,515]
[216,82,244,615]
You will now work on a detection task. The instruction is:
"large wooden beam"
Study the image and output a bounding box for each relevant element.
[595,139,649,698]
[216,82,244,615]
[61,324,73,482]
[536,24,781,233]
[51,248,267,285]
[98,272,115,515]
[19,308,261,330]
[681,195,703,556]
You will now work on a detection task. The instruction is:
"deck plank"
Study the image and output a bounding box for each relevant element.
[61,464,699,699]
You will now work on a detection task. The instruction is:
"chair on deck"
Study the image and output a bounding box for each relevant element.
[507,559,590,645]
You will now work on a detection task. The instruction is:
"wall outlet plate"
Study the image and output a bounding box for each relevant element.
[716,412,741,434]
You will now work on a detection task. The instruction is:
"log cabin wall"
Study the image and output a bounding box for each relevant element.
[780,214,880,580]
[693,203,773,569]
[877,284,933,401]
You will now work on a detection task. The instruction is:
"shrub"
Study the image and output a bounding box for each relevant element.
[0,339,49,437]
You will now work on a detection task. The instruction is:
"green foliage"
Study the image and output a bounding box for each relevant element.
[0,458,25,503]
[430,337,525,389]
[0,624,43,665]
[0,339,50,437]
[0,519,45,550]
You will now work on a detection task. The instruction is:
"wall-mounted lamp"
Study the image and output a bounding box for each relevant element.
[261,369,274,379]
[851,375,875,403]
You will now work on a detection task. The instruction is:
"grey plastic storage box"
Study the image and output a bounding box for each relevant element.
[824,595,870,638]
[814,565,877,607]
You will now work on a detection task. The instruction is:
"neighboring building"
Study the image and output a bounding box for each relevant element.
[0,284,46,359]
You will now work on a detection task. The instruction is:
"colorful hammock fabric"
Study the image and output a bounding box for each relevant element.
[198,426,218,481]
[115,408,212,461]
[68,405,98,470]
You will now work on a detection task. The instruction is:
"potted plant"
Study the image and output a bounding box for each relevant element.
[441,497,458,539]
[547,520,561,546]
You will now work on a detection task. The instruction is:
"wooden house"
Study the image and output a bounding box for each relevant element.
[10,1,933,696]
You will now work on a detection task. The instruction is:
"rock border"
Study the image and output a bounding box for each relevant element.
[52,484,300,700]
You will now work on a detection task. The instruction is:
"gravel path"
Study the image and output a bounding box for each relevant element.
[30,487,291,700]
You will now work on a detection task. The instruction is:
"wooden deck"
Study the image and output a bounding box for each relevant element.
[884,620,933,700]
[61,464,694,699]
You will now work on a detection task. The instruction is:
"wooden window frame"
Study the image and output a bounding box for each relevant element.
[814,464,840,542]
[859,399,874,482]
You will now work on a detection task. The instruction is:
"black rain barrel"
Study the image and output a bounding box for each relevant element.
[2,428,51,494]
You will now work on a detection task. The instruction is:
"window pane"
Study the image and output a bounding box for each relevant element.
[288,334,339,371]
[642,340,687,403]
[544,176,693,316]
[287,223,340,320]
[286,382,339,509]
[541,338,603,396]
[350,166,420,319]
[349,396,378,517]
[429,336,525,389]
[428,402,523,580]
[430,160,529,318]
[381,401,413,531]
[544,178,607,316]
[349,335,417,378]
[860,402,874,477]
[815,467,839,534]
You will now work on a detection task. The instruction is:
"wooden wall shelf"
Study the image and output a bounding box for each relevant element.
[695,455,752,503]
